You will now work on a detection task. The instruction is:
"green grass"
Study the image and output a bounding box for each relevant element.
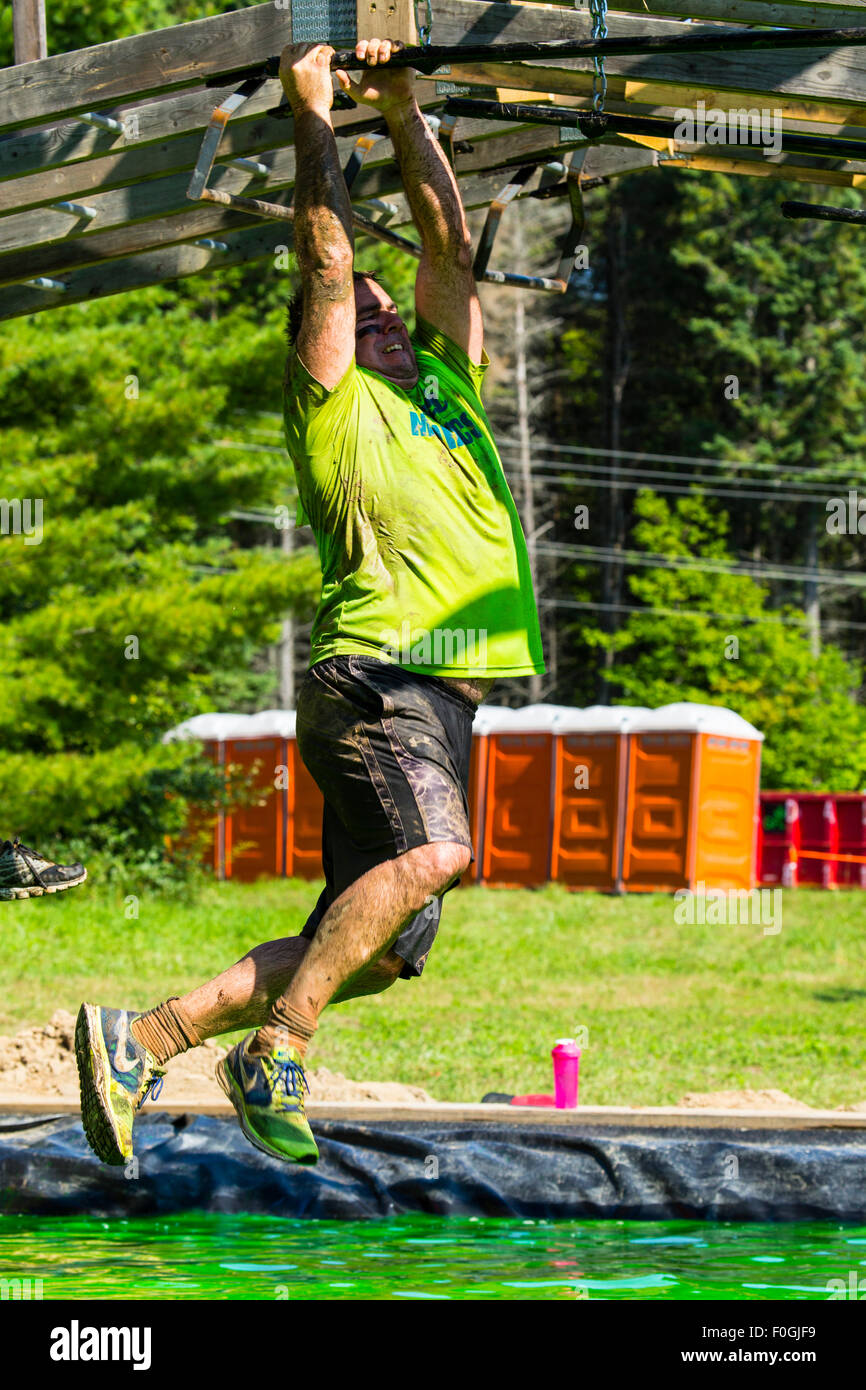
[2,880,864,1107]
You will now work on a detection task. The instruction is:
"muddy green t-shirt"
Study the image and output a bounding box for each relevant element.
[282,313,544,678]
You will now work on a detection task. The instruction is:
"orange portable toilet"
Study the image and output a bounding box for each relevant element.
[622,705,763,892]
[285,735,324,881]
[477,706,557,887]
[550,707,640,891]
[224,734,285,882]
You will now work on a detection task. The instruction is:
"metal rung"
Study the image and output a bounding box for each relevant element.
[341,132,388,194]
[195,239,229,250]
[187,76,270,202]
[472,150,587,294]
[78,112,123,134]
[51,201,98,220]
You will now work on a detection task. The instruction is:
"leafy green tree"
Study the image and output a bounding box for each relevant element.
[1,284,318,879]
[583,492,866,789]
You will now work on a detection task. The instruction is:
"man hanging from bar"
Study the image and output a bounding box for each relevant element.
[75,38,544,1167]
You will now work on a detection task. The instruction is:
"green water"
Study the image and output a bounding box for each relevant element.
[1,1214,864,1300]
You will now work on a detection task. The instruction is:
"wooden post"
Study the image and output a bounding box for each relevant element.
[13,0,47,63]
[356,0,418,46]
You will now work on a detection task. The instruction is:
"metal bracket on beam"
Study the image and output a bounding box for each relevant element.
[77,112,124,134]
[50,201,98,220]
[195,239,230,250]
[24,278,67,291]
[224,157,270,176]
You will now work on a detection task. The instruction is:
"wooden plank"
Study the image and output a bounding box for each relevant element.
[12,0,47,64]
[0,220,292,320]
[547,0,866,30]
[0,3,294,135]
[8,0,866,136]
[1,1093,863,1129]
[0,83,283,186]
[432,40,866,111]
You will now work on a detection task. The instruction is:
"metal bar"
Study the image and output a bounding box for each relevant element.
[341,131,388,193]
[186,77,268,201]
[214,28,866,87]
[444,97,866,165]
[782,198,866,223]
[473,165,538,280]
[197,185,425,257]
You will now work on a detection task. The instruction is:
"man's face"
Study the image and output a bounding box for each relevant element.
[354,277,419,388]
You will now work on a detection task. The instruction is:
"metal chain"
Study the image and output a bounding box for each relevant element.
[415,0,433,46]
[588,0,608,113]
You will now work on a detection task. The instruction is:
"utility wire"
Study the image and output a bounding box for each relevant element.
[538,542,866,588]
[541,597,866,634]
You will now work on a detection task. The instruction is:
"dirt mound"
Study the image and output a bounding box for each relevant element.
[680,1088,820,1112]
[0,1011,436,1105]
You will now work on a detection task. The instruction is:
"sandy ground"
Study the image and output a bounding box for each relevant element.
[1,1013,863,1111]
[0,1011,436,1105]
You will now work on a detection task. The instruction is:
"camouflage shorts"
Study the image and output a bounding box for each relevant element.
[295,654,477,978]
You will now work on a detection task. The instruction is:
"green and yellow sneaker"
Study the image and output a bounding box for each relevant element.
[216,1033,318,1165]
[75,1004,165,1166]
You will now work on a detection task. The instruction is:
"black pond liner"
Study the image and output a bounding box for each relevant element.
[0,1112,864,1221]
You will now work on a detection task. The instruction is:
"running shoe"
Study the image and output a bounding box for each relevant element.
[216,1032,319,1165]
[75,1004,165,1166]
[0,837,86,900]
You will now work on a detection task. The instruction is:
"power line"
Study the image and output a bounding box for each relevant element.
[501,466,831,506]
[501,455,840,499]
[541,597,866,634]
[538,542,866,588]
[498,438,866,484]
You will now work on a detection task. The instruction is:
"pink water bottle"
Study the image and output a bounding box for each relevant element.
[551,1038,581,1109]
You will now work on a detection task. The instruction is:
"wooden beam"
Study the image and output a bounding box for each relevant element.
[356,0,418,45]
[542,0,866,30]
[12,0,47,64]
[0,3,293,135]
[0,221,292,321]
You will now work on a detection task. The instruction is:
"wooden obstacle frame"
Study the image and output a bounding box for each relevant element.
[4,0,866,319]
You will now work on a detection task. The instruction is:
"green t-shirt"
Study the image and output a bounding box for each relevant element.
[282,312,545,679]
